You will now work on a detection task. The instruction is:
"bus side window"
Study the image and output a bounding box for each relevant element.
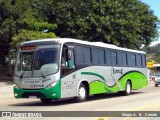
[68,49,75,69]
[61,47,75,76]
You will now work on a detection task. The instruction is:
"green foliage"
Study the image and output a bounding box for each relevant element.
[0,0,58,63]
[143,44,160,63]
[11,29,58,49]
[10,18,58,49]
[34,0,159,49]
[23,19,57,31]
[0,0,31,63]
[0,0,159,64]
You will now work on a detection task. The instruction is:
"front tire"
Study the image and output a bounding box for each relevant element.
[75,83,87,102]
[40,98,52,103]
[155,84,158,87]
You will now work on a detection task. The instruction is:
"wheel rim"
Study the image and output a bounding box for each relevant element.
[126,83,131,94]
[79,87,86,99]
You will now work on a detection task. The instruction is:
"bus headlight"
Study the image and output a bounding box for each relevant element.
[47,81,58,88]
[14,84,20,89]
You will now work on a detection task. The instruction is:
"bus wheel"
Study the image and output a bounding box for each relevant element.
[40,98,52,103]
[119,81,131,96]
[124,81,132,95]
[76,83,87,102]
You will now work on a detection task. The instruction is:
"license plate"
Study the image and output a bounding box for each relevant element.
[29,96,37,99]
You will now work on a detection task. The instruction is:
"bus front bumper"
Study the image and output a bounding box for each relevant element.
[13,83,61,99]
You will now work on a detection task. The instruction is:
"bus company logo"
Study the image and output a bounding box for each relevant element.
[30,84,44,88]
[113,68,123,74]
[2,112,11,117]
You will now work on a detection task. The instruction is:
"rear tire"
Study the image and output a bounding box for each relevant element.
[155,84,158,87]
[75,83,87,102]
[119,81,131,96]
[40,98,52,103]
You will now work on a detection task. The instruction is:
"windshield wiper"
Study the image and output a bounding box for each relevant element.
[20,71,25,79]
[40,70,46,79]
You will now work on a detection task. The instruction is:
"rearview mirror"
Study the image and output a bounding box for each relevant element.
[9,49,16,65]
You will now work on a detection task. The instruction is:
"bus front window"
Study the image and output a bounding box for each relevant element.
[15,45,60,78]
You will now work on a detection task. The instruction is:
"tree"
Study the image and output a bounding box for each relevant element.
[0,0,58,63]
[143,44,160,63]
[35,0,159,49]
[11,19,57,49]
[0,0,32,63]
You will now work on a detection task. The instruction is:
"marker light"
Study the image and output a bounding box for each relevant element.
[14,93,18,97]
[14,84,20,89]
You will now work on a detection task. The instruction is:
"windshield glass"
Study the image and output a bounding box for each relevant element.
[15,45,60,78]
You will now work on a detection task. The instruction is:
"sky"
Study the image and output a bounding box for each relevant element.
[141,0,160,19]
[140,0,160,46]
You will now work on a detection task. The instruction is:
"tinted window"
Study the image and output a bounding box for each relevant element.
[117,51,127,66]
[76,46,91,64]
[127,53,136,67]
[112,51,117,65]
[106,50,112,65]
[106,50,117,66]
[92,48,105,65]
[136,54,142,67]
[117,51,123,66]
[122,52,127,66]
[142,54,146,67]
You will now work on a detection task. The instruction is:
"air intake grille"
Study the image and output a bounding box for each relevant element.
[22,92,46,98]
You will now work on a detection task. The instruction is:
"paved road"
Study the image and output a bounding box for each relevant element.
[0,80,160,120]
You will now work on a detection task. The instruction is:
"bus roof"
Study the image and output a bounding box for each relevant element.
[22,38,146,54]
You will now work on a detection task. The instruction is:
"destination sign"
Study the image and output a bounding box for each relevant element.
[21,45,36,50]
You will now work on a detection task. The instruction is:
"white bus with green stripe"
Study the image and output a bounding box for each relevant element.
[13,38,148,103]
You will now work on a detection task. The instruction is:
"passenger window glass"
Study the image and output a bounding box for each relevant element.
[92,48,105,65]
[76,46,91,64]
[112,51,117,66]
[68,49,75,69]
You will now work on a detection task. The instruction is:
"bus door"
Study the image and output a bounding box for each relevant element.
[61,45,76,98]
[61,45,75,74]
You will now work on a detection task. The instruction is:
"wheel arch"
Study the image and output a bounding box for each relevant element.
[77,80,89,97]
[119,79,132,96]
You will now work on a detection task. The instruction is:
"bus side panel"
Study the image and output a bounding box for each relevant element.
[60,66,113,98]
[61,73,78,98]
[89,71,148,94]
[118,71,148,90]
[60,67,148,98]
[89,81,119,95]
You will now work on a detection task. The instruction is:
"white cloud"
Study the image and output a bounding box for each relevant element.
[149,40,160,47]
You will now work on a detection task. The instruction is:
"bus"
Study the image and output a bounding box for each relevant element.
[13,38,148,103]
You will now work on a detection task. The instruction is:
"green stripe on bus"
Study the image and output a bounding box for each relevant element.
[81,72,105,81]
[89,71,148,95]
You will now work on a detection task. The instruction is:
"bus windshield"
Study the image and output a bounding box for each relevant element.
[15,45,60,78]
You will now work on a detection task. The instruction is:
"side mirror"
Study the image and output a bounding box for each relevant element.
[9,49,16,65]
[68,51,72,60]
